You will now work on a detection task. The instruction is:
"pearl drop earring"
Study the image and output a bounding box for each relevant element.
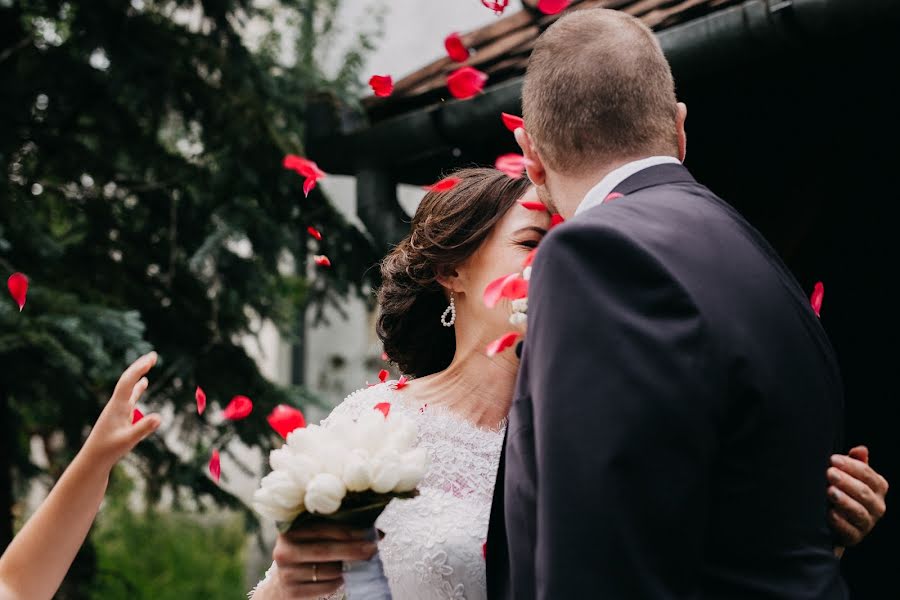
[440,293,457,327]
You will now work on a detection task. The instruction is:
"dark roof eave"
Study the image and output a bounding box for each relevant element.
[309,0,899,183]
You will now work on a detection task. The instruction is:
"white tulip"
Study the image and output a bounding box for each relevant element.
[305,473,347,515]
[393,447,429,492]
[342,449,372,492]
[253,470,305,522]
[370,450,402,494]
[383,417,418,453]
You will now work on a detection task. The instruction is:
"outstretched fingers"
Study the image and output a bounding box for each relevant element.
[113,351,158,403]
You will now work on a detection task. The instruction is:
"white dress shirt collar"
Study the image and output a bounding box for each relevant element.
[574,156,682,216]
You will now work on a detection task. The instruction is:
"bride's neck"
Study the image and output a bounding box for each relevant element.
[411,338,518,429]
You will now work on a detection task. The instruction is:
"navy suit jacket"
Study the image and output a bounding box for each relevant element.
[486,164,847,599]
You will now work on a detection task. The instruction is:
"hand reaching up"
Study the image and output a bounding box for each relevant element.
[83,351,162,470]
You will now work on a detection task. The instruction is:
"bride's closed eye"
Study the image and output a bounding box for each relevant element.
[512,226,547,250]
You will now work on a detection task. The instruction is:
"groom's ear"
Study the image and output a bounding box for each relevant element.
[676,102,688,162]
[515,129,546,186]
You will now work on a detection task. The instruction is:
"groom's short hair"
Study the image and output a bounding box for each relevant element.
[523,9,679,174]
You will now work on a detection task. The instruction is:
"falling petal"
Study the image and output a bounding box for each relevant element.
[500,275,529,301]
[486,332,520,357]
[482,542,487,560]
[374,402,392,418]
[267,404,307,439]
[381,351,389,361]
[7,273,28,311]
[395,375,409,390]
[283,155,325,179]
[523,248,538,268]
[810,281,825,318]
[283,154,326,198]
[550,214,565,229]
[132,408,144,424]
[314,255,331,268]
[495,154,526,179]
[519,200,548,212]
[447,66,488,100]
[501,113,524,132]
[209,449,221,483]
[423,176,460,192]
[604,192,624,203]
[369,75,394,98]
[484,273,520,308]
[303,176,317,197]
[307,226,323,241]
[378,369,389,383]
[444,32,470,63]
[223,395,253,420]
[195,386,206,415]
[481,0,509,14]
[537,0,570,14]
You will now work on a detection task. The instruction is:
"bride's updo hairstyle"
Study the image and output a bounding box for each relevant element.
[378,168,532,378]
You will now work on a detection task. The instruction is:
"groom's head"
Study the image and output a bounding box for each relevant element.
[518,9,687,216]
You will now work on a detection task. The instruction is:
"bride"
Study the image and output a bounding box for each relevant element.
[250,168,888,600]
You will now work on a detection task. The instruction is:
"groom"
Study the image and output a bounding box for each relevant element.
[487,8,849,599]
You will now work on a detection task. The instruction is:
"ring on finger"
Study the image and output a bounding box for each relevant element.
[312,562,318,583]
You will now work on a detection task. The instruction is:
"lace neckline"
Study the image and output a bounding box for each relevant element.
[344,382,508,436]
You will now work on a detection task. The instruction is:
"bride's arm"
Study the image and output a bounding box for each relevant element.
[0,353,161,600]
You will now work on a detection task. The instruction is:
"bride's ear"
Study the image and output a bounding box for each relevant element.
[436,268,464,295]
[515,129,546,186]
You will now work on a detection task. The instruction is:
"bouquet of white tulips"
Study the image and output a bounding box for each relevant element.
[254,403,428,599]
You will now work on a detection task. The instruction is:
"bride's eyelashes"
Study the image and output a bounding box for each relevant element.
[516,239,541,250]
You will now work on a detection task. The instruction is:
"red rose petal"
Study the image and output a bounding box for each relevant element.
[395,375,409,390]
[500,275,528,301]
[484,273,520,308]
[209,449,221,483]
[378,369,389,383]
[604,192,624,202]
[495,153,526,179]
[314,255,331,268]
[369,75,394,98]
[447,66,488,100]
[222,395,253,421]
[267,404,307,439]
[283,154,326,198]
[482,541,487,560]
[195,386,206,415]
[519,200,548,212]
[481,0,509,13]
[132,408,144,424]
[810,281,824,318]
[374,402,392,418]
[444,32,470,63]
[501,113,524,132]
[307,226,323,241]
[381,351,389,361]
[537,0,570,15]
[486,332,520,357]
[523,247,538,268]
[550,213,565,229]
[423,176,460,192]
[7,272,28,312]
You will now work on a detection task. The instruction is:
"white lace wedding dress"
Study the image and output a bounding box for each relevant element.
[250,381,505,600]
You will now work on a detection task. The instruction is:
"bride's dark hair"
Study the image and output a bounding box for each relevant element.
[377,168,532,378]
